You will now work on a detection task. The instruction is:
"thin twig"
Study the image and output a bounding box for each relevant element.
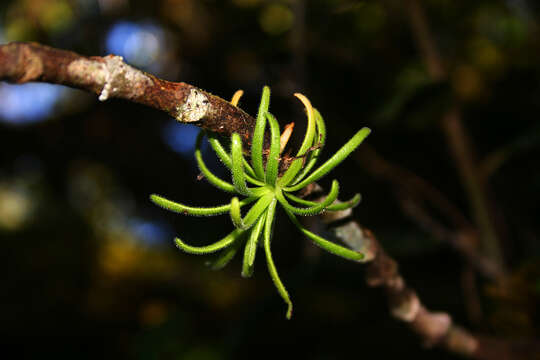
[398,194,502,279]
[321,214,540,359]
[355,145,503,279]
[357,144,470,230]
[404,0,507,272]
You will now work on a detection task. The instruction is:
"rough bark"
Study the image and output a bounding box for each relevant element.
[0,42,256,142]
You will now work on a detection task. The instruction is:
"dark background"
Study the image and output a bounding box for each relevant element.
[1,0,539,359]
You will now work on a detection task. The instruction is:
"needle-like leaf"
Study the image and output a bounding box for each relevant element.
[230,193,273,230]
[284,208,364,261]
[252,86,270,179]
[175,228,244,255]
[231,133,253,196]
[207,132,259,182]
[206,232,247,270]
[195,132,236,193]
[285,127,371,192]
[263,199,293,319]
[242,214,266,277]
[265,112,281,185]
[276,180,340,216]
[278,93,317,186]
[285,192,361,212]
[150,194,257,216]
[291,108,327,184]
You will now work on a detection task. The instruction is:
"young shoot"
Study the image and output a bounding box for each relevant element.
[151,86,371,319]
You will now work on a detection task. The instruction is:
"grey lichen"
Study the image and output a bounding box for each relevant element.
[98,55,152,101]
[68,55,152,102]
[67,58,108,87]
[176,88,209,123]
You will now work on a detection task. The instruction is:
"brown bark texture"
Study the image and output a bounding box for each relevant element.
[0,41,256,143]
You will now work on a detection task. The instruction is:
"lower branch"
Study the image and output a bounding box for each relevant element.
[355,144,503,280]
[404,0,507,272]
[320,210,540,359]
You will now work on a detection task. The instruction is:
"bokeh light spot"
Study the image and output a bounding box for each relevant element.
[105,21,165,69]
[259,4,294,35]
[40,0,74,34]
[162,122,201,157]
[130,218,170,247]
[0,83,66,125]
[0,183,33,231]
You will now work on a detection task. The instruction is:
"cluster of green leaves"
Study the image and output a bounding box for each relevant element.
[151,87,371,319]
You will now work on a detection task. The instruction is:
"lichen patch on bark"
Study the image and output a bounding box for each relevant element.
[67,58,107,89]
[176,88,210,123]
[98,55,153,101]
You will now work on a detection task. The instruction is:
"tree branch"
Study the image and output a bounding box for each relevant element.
[355,144,503,280]
[404,0,507,271]
[1,41,534,359]
[321,212,540,360]
[0,42,256,143]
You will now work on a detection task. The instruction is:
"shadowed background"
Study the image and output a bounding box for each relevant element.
[1,0,539,359]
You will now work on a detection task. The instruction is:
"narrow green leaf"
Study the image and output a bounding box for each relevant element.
[241,214,266,277]
[207,132,259,181]
[278,93,317,186]
[230,197,247,229]
[150,194,257,216]
[291,108,327,184]
[207,232,246,270]
[285,193,361,212]
[252,86,270,178]
[231,133,252,196]
[263,199,293,319]
[195,132,236,193]
[277,180,340,216]
[207,133,232,168]
[284,208,364,261]
[285,127,371,192]
[265,112,281,185]
[245,174,267,187]
[175,228,244,255]
[230,193,273,230]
